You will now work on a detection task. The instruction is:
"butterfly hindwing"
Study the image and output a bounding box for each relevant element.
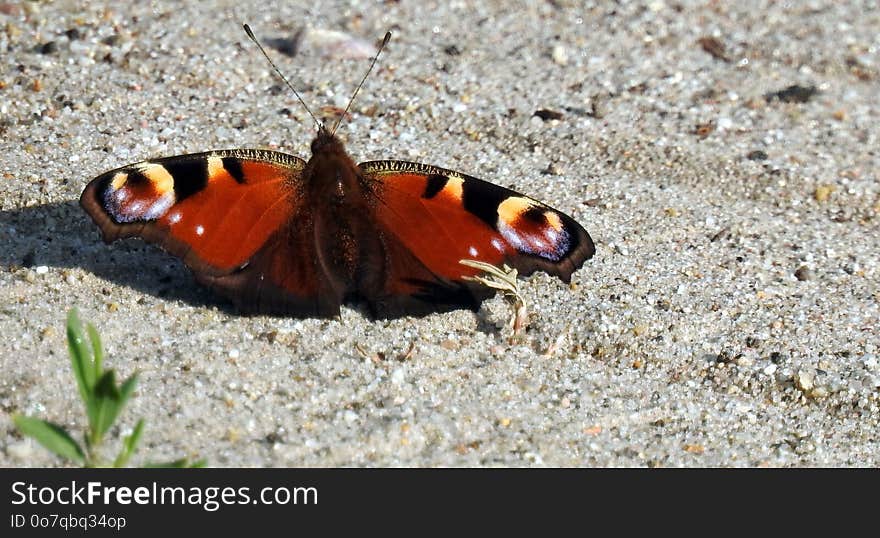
[359,160,595,309]
[80,149,341,315]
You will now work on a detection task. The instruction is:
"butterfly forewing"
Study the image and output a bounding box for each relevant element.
[80,149,344,315]
[81,150,307,275]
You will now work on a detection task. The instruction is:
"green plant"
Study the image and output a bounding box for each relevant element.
[13,309,203,468]
[460,259,529,340]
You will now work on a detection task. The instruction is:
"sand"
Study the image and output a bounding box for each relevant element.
[1,0,878,467]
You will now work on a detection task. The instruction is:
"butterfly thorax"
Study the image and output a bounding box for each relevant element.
[304,129,364,203]
[302,128,382,295]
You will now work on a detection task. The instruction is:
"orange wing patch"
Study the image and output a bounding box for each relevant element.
[372,172,511,282]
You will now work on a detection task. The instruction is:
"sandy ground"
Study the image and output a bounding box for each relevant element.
[1,0,878,467]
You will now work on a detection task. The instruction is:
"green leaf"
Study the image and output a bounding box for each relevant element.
[94,370,121,399]
[66,309,94,402]
[124,419,145,454]
[114,419,144,468]
[117,373,139,410]
[91,371,122,439]
[86,322,104,381]
[13,415,85,463]
[83,396,99,448]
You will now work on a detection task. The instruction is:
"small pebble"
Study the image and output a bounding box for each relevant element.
[697,36,730,62]
[391,367,405,385]
[589,95,607,118]
[552,45,569,65]
[794,266,814,281]
[542,162,563,176]
[38,41,58,54]
[811,386,829,399]
[765,85,818,103]
[747,150,768,161]
[7,440,35,461]
[813,185,834,202]
[533,108,564,121]
[795,369,815,392]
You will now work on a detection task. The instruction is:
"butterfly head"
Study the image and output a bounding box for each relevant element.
[311,127,346,156]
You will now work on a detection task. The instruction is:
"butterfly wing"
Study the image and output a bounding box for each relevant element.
[80,149,341,316]
[359,160,595,315]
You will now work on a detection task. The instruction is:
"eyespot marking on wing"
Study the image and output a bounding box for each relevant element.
[102,163,177,223]
[497,196,536,226]
[110,172,128,190]
[132,162,175,194]
[496,197,571,261]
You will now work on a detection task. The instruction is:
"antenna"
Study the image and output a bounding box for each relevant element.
[330,31,392,135]
[243,24,322,131]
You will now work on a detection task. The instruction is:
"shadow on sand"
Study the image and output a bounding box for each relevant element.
[1,200,505,333]
[0,199,216,309]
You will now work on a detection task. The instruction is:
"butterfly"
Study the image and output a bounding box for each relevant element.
[79,27,595,318]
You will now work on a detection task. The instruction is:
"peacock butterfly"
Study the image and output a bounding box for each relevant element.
[80,26,595,318]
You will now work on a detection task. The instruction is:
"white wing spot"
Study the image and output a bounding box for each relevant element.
[195,224,204,236]
[468,246,478,257]
[498,221,527,252]
[144,192,174,220]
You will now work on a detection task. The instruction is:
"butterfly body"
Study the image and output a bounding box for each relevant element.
[82,124,594,318]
